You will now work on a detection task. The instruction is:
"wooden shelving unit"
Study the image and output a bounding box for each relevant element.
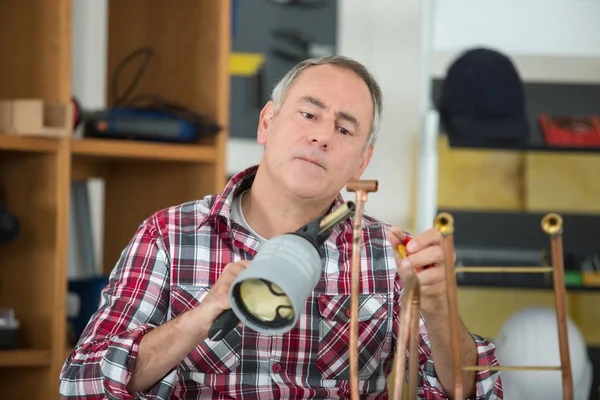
[71,138,218,162]
[0,1,230,399]
[0,135,62,153]
[0,350,51,368]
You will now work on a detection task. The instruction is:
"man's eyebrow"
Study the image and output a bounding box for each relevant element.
[299,96,326,109]
[338,111,358,127]
[299,96,360,126]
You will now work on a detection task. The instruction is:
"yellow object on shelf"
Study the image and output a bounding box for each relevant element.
[230,52,265,77]
[582,272,600,287]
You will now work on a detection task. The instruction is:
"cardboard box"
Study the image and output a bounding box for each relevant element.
[0,99,73,137]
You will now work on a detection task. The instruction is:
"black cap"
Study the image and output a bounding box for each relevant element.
[437,48,529,147]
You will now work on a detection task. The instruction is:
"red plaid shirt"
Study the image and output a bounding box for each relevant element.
[60,165,503,399]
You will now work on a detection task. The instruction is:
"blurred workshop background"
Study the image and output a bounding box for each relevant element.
[0,0,599,398]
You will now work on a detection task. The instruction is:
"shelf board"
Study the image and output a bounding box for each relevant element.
[431,52,600,84]
[0,134,60,153]
[71,138,218,162]
[0,349,51,367]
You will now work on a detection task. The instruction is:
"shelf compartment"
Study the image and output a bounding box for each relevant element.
[71,138,218,162]
[0,134,61,153]
[0,150,68,351]
[107,0,230,126]
[0,349,51,367]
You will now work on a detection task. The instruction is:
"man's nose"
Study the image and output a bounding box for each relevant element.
[308,122,333,150]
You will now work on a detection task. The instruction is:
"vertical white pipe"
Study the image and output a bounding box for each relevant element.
[414,0,439,234]
[71,0,108,277]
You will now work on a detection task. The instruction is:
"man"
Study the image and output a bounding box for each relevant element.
[60,56,503,399]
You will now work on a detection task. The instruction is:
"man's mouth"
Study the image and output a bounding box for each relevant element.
[298,156,325,169]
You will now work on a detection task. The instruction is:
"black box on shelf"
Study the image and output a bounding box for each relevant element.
[0,308,19,349]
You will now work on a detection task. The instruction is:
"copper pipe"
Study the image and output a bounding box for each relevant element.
[463,365,561,372]
[455,266,554,273]
[407,277,421,399]
[392,274,421,400]
[346,180,379,193]
[346,179,378,400]
[542,213,574,400]
[428,212,574,400]
[434,212,463,399]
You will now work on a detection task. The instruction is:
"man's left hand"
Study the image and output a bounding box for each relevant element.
[387,226,455,317]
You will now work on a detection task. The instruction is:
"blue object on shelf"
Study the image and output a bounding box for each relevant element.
[68,276,110,339]
[84,108,206,143]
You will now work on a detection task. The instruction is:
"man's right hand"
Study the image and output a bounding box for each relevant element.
[195,260,251,327]
[126,260,251,393]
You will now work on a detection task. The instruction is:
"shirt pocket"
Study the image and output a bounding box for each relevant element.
[316,293,390,381]
[170,284,241,375]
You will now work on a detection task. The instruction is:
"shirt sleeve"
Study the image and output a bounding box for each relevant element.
[59,216,176,400]
[391,274,504,400]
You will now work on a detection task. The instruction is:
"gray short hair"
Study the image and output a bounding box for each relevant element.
[270,55,383,149]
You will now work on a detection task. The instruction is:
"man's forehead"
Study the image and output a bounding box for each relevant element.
[289,67,372,106]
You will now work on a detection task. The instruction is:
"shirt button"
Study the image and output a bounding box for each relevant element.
[271,362,282,373]
[345,309,351,318]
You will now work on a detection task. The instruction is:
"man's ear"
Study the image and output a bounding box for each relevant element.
[257,100,276,145]
[351,144,374,180]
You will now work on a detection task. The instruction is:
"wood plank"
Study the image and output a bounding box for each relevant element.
[71,157,110,181]
[0,350,51,368]
[0,134,60,153]
[0,0,71,102]
[525,152,600,214]
[50,139,70,396]
[71,138,218,162]
[457,288,576,343]
[0,368,54,400]
[212,0,231,193]
[571,293,600,347]
[437,135,526,210]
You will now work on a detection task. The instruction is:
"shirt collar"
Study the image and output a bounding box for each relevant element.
[198,164,349,231]
[197,165,258,230]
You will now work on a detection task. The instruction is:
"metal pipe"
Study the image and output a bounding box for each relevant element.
[346,180,378,193]
[392,274,422,400]
[434,212,464,399]
[407,288,420,399]
[455,266,554,273]
[346,180,378,400]
[542,213,574,400]
[462,365,561,372]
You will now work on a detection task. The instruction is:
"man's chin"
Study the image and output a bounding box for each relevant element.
[286,181,326,200]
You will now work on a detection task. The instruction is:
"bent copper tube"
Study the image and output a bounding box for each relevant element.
[392,274,421,400]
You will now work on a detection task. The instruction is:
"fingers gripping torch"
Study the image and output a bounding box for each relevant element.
[208,201,356,341]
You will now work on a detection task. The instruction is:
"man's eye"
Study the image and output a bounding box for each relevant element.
[301,112,315,120]
[338,127,352,135]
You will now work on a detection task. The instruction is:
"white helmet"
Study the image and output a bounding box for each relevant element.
[494,306,592,400]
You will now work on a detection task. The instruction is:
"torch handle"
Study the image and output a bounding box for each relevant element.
[208,309,240,341]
